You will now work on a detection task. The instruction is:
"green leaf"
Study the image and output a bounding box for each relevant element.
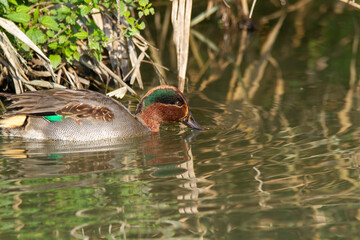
[4,12,30,23]
[102,2,110,8]
[79,5,91,16]
[7,0,17,5]
[119,1,125,14]
[33,6,39,24]
[57,6,71,14]
[123,10,130,18]
[93,51,102,61]
[64,47,73,57]
[48,42,58,49]
[138,11,143,18]
[58,35,67,44]
[139,0,148,7]
[16,5,32,13]
[74,31,88,40]
[46,30,55,37]
[49,54,61,69]
[70,43,77,51]
[26,28,47,44]
[65,13,77,25]
[91,29,102,38]
[143,8,149,16]
[49,9,56,15]
[127,17,135,25]
[137,22,145,30]
[21,43,29,51]
[70,43,77,52]
[40,16,60,31]
[149,7,154,15]
[131,26,139,35]
[0,0,9,10]
[38,36,47,44]
[65,54,73,63]
[88,39,100,50]
[73,51,80,61]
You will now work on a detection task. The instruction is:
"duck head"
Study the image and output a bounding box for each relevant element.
[135,85,203,132]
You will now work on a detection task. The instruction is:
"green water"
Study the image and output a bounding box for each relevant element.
[2,1,360,239]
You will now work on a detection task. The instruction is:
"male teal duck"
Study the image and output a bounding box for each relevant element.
[0,85,202,141]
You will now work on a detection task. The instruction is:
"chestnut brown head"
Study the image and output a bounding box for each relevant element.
[135,85,203,132]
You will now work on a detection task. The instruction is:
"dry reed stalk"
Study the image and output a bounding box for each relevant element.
[190,29,220,53]
[259,0,312,24]
[28,69,52,78]
[0,64,5,87]
[248,12,286,99]
[226,28,248,101]
[190,4,219,27]
[97,60,137,95]
[0,17,55,82]
[337,21,359,133]
[0,32,26,93]
[128,38,144,88]
[171,0,193,92]
[230,11,286,101]
[56,68,62,84]
[92,9,128,86]
[106,86,127,99]
[62,66,77,89]
[189,33,204,68]
[241,0,249,17]
[191,58,211,85]
[143,5,170,84]
[339,0,360,10]
[249,0,257,18]
[143,24,167,82]
[159,6,171,54]
[24,80,66,89]
[198,58,229,92]
[133,34,167,85]
[268,56,284,121]
[92,8,121,77]
[92,6,146,92]
[68,67,83,89]
[129,51,145,87]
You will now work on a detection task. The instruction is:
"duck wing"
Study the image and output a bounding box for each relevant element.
[0,89,117,122]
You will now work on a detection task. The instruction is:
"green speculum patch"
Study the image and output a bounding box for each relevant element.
[44,115,64,122]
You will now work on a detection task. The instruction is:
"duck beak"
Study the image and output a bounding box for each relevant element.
[181,112,203,130]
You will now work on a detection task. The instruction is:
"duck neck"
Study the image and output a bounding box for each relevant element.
[136,104,161,132]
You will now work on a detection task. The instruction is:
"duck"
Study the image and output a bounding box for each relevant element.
[0,85,202,141]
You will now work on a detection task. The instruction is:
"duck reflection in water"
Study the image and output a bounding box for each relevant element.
[0,130,198,179]
[143,130,199,178]
[0,130,204,239]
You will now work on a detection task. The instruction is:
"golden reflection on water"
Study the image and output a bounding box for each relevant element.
[0,131,211,239]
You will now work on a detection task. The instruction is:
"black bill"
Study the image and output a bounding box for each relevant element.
[181,112,203,130]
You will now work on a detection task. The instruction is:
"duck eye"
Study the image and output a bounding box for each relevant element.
[175,100,182,106]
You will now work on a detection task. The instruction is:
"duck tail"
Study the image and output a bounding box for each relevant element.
[0,115,27,128]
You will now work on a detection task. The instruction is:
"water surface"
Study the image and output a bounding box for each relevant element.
[2,1,360,239]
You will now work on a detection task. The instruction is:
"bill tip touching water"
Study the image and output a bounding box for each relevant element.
[0,85,202,141]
